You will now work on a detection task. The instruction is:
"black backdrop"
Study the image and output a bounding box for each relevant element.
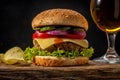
[0,0,120,59]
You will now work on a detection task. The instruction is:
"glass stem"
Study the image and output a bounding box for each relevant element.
[105,33,118,58]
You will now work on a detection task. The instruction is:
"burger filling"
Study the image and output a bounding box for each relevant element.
[24,26,94,62]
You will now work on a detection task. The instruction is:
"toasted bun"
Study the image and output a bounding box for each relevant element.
[34,56,89,67]
[32,9,88,31]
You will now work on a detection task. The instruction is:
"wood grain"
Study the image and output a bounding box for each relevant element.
[0,61,120,80]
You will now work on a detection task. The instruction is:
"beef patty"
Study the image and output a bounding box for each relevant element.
[33,40,84,52]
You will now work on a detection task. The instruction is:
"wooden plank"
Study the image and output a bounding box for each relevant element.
[0,61,120,80]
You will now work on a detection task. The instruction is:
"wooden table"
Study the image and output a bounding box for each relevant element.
[0,61,120,80]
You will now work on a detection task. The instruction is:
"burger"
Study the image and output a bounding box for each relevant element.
[24,8,94,67]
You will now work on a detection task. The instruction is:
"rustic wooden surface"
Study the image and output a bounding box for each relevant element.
[0,61,120,80]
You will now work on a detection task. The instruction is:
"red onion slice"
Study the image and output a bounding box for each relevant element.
[46,30,68,35]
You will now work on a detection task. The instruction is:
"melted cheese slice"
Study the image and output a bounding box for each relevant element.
[34,38,88,49]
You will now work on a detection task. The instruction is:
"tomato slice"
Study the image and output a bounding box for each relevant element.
[65,32,86,39]
[32,31,86,39]
[32,31,54,38]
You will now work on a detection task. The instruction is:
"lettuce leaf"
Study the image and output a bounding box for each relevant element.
[80,47,94,58]
[24,47,94,61]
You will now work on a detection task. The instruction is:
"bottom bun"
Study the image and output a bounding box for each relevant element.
[34,56,89,67]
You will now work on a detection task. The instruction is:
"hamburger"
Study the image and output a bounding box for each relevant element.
[24,8,94,67]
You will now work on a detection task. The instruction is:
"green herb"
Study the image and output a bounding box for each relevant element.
[39,26,72,32]
[35,26,86,32]
[39,26,55,32]
[73,28,85,32]
[56,27,71,30]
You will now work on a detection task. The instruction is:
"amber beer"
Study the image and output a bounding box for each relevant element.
[90,0,120,33]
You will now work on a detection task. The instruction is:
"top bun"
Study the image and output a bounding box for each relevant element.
[32,8,88,31]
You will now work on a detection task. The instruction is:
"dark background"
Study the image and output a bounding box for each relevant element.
[0,0,120,59]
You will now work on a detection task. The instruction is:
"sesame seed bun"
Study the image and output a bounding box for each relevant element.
[32,9,88,31]
[34,56,89,67]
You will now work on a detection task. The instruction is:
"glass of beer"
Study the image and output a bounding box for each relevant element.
[90,0,120,63]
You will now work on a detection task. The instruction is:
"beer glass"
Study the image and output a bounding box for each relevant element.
[90,0,120,63]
